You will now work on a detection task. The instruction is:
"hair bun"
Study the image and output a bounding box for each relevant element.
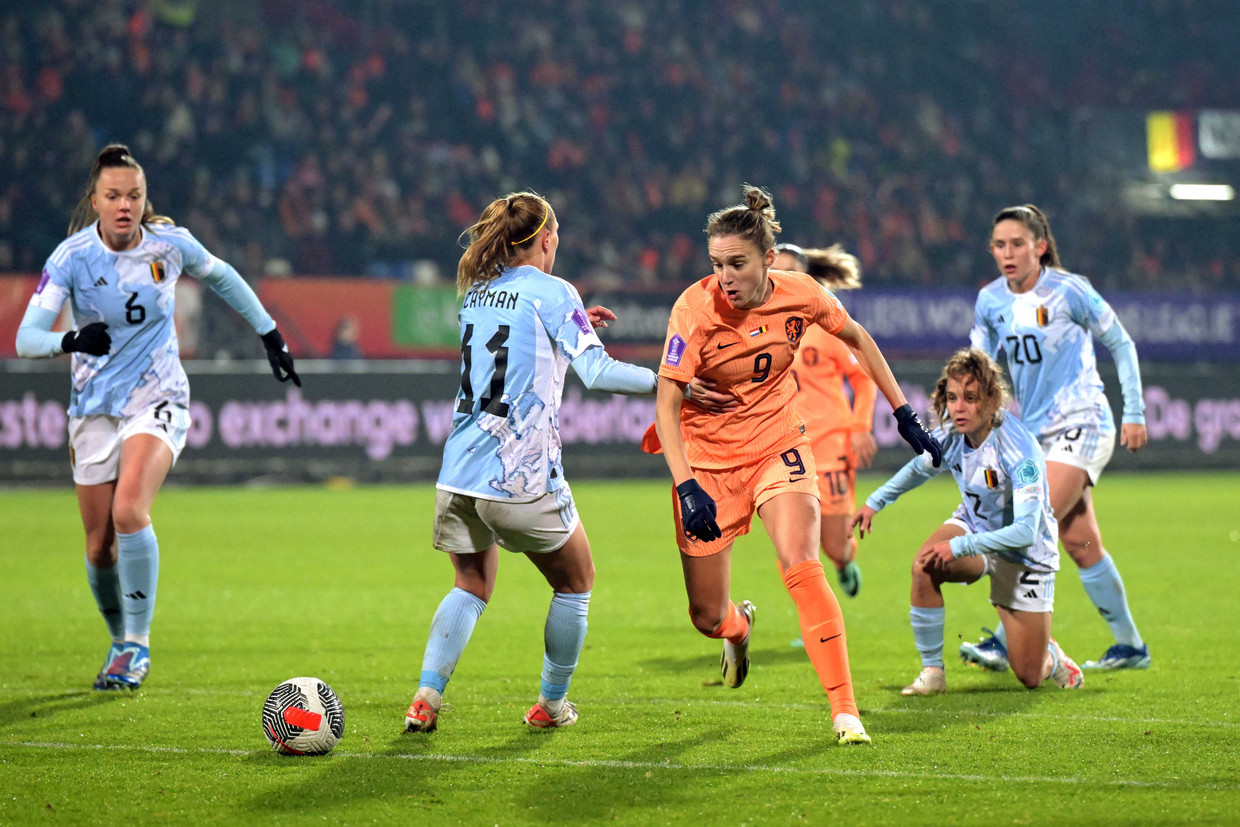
[99,144,132,163]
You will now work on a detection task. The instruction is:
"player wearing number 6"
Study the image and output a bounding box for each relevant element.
[963,204,1150,673]
[645,186,942,746]
[403,191,659,734]
[15,144,298,692]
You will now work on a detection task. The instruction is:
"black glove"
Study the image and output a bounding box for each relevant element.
[676,479,722,542]
[261,328,301,387]
[61,322,111,357]
[894,403,942,467]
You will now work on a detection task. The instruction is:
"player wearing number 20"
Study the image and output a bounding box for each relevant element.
[403,191,658,734]
[15,144,299,692]
[967,204,1150,672]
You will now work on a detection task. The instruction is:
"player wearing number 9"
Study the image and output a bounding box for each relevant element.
[403,191,659,734]
[645,186,941,747]
[15,144,298,692]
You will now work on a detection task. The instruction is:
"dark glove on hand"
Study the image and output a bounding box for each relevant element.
[61,322,111,357]
[261,328,302,387]
[676,479,722,542]
[894,403,942,467]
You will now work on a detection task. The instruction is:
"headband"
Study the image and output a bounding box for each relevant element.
[511,203,550,246]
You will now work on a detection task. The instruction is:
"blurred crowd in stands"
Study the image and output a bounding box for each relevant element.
[3,0,1239,295]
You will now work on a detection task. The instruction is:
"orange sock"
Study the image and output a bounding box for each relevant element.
[703,600,750,644]
[783,559,858,718]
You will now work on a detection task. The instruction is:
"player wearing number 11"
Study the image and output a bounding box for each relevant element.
[404,191,659,734]
[15,144,298,692]
[647,186,942,746]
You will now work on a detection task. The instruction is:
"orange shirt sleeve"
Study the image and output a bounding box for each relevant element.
[658,290,705,384]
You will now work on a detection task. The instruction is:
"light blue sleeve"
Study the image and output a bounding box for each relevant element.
[196,257,275,335]
[949,499,1040,558]
[864,453,941,512]
[1097,319,1145,425]
[15,306,64,359]
[1063,278,1144,424]
[969,293,998,356]
[570,346,657,395]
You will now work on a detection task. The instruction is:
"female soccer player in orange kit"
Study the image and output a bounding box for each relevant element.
[647,186,941,745]
[774,243,876,598]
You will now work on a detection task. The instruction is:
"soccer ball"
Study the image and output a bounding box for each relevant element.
[261,677,345,756]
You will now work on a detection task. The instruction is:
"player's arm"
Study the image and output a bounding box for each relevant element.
[16,273,109,358]
[851,452,941,537]
[570,345,657,395]
[834,316,942,466]
[1072,282,1146,450]
[195,257,299,386]
[195,256,276,335]
[1097,319,1146,449]
[841,355,878,431]
[949,500,1041,558]
[654,375,721,542]
[969,297,999,356]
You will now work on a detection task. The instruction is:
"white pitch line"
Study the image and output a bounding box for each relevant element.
[6,741,1239,792]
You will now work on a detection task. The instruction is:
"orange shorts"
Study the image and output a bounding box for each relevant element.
[810,429,856,517]
[673,439,820,557]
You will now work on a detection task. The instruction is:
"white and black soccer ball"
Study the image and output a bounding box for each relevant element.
[262,677,345,756]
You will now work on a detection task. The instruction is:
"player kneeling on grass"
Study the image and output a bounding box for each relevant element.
[404,192,660,734]
[851,348,1084,695]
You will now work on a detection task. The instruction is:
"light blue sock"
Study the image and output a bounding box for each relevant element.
[994,623,1008,648]
[910,605,945,668]
[85,556,124,641]
[419,587,487,694]
[540,591,591,701]
[117,525,158,643]
[1079,552,1143,648]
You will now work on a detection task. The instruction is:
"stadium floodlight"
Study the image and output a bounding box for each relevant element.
[1167,184,1236,201]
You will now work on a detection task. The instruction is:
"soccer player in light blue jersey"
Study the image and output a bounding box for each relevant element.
[962,204,1150,672]
[403,191,661,734]
[853,349,1084,694]
[15,145,299,691]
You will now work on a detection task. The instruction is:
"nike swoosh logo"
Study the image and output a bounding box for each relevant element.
[819,634,842,643]
[717,342,738,349]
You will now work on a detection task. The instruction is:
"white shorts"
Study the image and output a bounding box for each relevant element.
[433,486,580,554]
[69,402,191,485]
[943,510,1055,614]
[1040,425,1115,486]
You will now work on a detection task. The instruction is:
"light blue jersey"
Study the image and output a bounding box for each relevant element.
[866,414,1058,572]
[437,265,656,502]
[24,222,273,417]
[970,268,1144,440]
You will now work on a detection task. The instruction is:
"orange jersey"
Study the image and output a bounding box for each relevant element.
[792,324,878,439]
[658,270,850,470]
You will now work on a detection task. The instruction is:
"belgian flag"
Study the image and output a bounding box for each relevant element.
[150,261,166,283]
[984,469,999,489]
[1147,111,1195,173]
[1036,306,1050,326]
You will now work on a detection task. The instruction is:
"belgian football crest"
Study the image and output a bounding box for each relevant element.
[983,468,999,489]
[150,261,167,283]
[1036,305,1050,326]
[784,316,805,345]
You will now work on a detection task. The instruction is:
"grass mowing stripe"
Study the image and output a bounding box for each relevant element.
[9,740,1238,791]
[170,688,1240,728]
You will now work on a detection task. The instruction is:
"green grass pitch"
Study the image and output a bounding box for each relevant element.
[2,472,1238,824]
